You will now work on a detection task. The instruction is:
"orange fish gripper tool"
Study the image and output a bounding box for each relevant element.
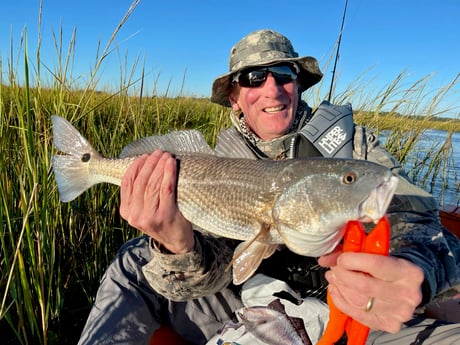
[317,215,391,345]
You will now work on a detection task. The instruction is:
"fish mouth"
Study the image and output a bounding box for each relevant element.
[359,175,399,222]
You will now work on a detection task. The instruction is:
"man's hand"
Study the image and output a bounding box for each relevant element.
[319,249,424,333]
[120,150,194,254]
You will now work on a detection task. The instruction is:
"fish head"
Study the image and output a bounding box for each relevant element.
[272,158,398,256]
[237,306,281,325]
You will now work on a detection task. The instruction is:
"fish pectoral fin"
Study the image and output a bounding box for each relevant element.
[231,241,278,285]
[225,222,271,271]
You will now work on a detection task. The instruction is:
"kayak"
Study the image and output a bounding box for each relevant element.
[149,206,460,344]
[439,205,460,239]
[150,325,188,345]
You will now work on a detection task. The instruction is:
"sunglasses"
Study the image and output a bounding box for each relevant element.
[232,64,299,88]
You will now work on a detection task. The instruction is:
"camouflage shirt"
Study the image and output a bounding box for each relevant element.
[142,102,460,304]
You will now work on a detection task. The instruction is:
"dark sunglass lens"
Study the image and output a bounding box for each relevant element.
[270,66,298,85]
[235,64,298,87]
[238,70,267,87]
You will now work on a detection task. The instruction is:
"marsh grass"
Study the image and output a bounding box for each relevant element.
[337,72,460,201]
[1,5,459,345]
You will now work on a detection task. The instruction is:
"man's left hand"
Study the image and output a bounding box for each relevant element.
[319,250,424,333]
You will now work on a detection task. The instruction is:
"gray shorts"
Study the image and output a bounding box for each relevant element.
[78,236,460,345]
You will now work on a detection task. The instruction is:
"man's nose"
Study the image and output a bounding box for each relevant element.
[262,73,283,94]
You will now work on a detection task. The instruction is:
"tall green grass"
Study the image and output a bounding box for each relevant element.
[1,6,459,345]
[308,63,460,202]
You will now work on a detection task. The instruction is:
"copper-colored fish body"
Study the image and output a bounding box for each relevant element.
[51,115,398,284]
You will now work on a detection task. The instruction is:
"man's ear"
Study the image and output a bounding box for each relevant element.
[229,93,241,111]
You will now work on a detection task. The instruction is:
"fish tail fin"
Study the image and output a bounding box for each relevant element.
[51,115,101,202]
[52,154,96,202]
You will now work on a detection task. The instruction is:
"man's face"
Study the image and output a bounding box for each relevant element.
[230,65,300,141]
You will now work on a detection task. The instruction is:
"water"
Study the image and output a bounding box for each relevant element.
[381,130,459,207]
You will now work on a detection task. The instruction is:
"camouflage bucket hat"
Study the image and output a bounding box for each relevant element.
[211,29,323,107]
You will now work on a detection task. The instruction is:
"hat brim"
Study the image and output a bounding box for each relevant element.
[211,56,323,107]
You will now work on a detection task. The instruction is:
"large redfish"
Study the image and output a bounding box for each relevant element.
[51,115,398,284]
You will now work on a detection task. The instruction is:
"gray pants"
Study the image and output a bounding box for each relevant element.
[78,236,460,345]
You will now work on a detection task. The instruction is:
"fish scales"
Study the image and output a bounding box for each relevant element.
[238,306,307,345]
[176,155,283,242]
[51,115,399,284]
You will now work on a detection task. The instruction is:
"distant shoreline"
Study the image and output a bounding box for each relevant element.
[355,112,460,132]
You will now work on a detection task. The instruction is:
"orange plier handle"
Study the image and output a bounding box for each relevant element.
[317,215,390,345]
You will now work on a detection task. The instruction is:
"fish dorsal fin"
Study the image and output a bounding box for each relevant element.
[215,128,257,159]
[119,129,214,158]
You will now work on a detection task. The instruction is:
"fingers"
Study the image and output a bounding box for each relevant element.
[120,150,173,227]
[336,252,423,283]
[157,152,178,211]
[120,153,151,220]
[120,150,165,226]
[143,152,175,217]
[327,277,410,333]
[318,244,343,267]
[326,253,424,333]
[119,150,194,253]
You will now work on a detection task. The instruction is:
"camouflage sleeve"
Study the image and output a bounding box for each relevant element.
[141,231,234,301]
[354,126,460,304]
[140,129,253,302]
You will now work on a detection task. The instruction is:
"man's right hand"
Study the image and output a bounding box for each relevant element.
[120,150,194,254]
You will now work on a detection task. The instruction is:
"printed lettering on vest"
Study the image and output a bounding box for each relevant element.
[318,125,347,155]
[287,100,354,159]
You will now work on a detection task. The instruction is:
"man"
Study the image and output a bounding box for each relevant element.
[78,29,459,344]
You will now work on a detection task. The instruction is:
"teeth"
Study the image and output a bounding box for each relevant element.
[264,105,284,112]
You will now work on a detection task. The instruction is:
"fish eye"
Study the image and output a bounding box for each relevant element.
[343,172,357,185]
[81,153,91,162]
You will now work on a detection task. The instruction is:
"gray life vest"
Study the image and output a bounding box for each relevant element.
[287,100,355,159]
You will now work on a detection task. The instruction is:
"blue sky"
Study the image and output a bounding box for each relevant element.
[1,0,459,116]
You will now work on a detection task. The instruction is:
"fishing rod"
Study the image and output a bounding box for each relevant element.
[327,0,349,102]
